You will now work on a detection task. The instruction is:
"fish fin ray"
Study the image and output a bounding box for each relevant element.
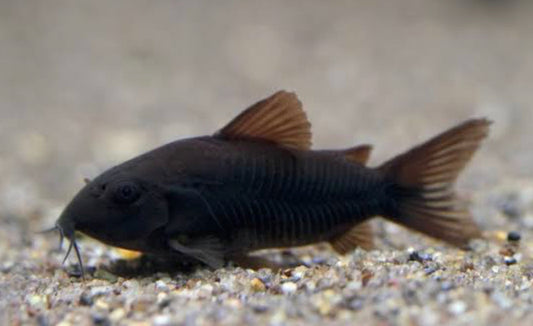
[378,118,490,247]
[215,91,312,150]
[168,236,225,268]
[229,254,286,271]
[329,221,374,254]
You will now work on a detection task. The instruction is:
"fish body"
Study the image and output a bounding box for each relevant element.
[55,91,490,270]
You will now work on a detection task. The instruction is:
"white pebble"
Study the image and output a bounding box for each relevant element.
[448,301,467,315]
[281,282,298,295]
[155,280,169,292]
[153,314,172,326]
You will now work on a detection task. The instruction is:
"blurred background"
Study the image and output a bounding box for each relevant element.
[0,0,532,224]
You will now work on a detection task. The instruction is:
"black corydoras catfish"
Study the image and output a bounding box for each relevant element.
[54,91,490,272]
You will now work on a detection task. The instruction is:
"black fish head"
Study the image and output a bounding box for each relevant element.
[56,170,169,250]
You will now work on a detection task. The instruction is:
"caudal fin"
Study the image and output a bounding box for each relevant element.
[378,118,491,247]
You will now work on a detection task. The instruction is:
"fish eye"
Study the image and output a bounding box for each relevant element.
[113,181,141,204]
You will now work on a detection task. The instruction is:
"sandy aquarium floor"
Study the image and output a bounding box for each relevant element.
[1,0,533,325]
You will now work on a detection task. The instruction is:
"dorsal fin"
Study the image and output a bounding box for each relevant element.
[215,91,312,150]
[343,145,372,165]
[329,221,374,253]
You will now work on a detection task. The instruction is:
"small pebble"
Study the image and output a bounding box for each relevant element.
[94,299,110,311]
[440,281,455,291]
[90,286,113,297]
[448,301,467,315]
[504,257,517,266]
[155,280,169,292]
[28,294,46,309]
[156,292,170,307]
[250,278,266,292]
[153,314,172,326]
[109,309,126,323]
[408,251,432,263]
[507,231,521,242]
[424,266,438,275]
[91,312,110,326]
[197,284,214,298]
[36,314,49,326]
[66,265,83,278]
[79,292,93,306]
[251,304,269,313]
[281,282,298,295]
[347,298,364,311]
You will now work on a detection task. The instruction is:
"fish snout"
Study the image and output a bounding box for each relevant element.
[56,202,78,240]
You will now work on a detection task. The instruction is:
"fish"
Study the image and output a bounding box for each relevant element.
[50,90,491,274]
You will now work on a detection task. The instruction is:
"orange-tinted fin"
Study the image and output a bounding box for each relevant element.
[329,221,375,253]
[215,91,312,150]
[378,118,491,247]
[343,144,372,165]
[320,144,373,165]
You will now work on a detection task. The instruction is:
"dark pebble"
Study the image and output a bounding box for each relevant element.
[348,299,364,311]
[424,266,438,275]
[507,231,521,242]
[402,289,419,305]
[158,297,172,310]
[409,251,432,263]
[79,291,94,306]
[483,286,494,295]
[504,257,517,266]
[86,266,97,274]
[92,312,110,326]
[36,314,49,326]
[66,268,82,278]
[251,304,269,313]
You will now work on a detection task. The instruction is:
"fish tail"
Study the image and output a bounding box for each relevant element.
[378,118,491,247]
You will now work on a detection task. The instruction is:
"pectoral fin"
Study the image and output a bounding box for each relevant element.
[168,236,225,268]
